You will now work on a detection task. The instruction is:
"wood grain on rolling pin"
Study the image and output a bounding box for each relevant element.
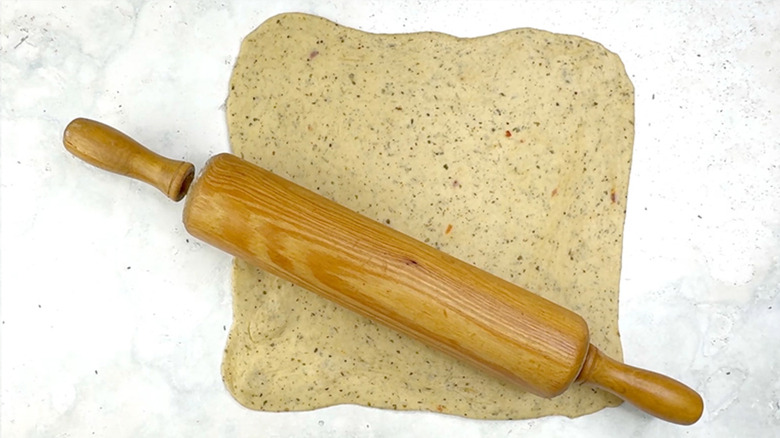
[184,153,590,398]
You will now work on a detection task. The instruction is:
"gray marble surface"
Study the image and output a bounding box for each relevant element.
[1,1,778,436]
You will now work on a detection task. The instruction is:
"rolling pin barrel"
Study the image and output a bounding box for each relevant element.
[183,153,591,398]
[63,118,704,425]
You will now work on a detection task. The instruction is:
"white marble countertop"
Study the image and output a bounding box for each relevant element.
[1,1,778,436]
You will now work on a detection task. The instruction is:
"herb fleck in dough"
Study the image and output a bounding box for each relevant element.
[223,12,633,420]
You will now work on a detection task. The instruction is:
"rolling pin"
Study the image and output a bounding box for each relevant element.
[63,118,703,425]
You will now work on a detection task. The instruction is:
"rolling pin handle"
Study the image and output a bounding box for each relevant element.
[63,118,195,201]
[576,344,704,425]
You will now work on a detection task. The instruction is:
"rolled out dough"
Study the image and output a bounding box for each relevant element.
[223,12,633,420]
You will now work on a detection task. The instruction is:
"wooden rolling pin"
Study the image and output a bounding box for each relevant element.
[63,118,703,425]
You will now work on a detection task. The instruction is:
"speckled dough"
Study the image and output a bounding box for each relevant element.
[224,13,633,419]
